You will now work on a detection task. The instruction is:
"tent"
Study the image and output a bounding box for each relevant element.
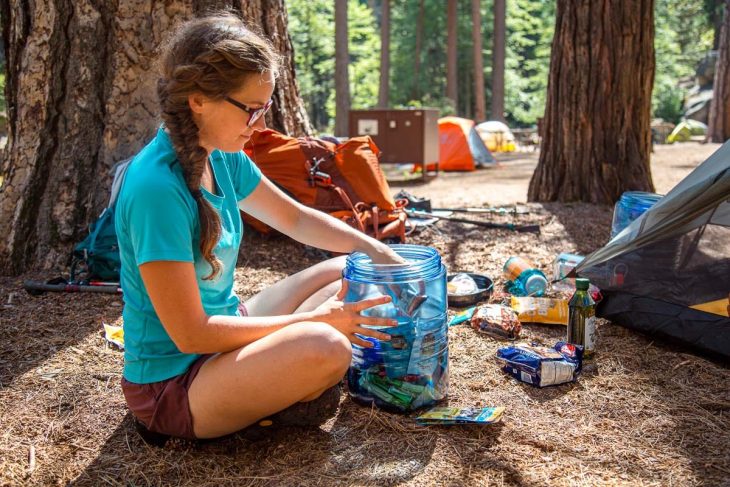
[574,142,730,359]
[438,117,495,171]
[666,119,707,143]
[476,120,517,153]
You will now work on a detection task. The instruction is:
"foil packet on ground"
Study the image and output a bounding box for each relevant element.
[510,296,569,326]
[496,342,583,387]
[470,304,522,340]
[416,406,505,425]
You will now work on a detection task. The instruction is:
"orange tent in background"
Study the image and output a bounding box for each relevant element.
[438,116,495,171]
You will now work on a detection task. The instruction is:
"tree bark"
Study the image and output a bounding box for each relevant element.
[412,0,425,100]
[335,0,350,136]
[0,0,311,274]
[472,0,486,122]
[708,0,730,143]
[378,0,390,108]
[240,1,312,136]
[446,0,458,110]
[491,0,506,122]
[528,0,655,204]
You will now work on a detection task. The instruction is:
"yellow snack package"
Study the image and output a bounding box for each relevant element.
[510,296,569,325]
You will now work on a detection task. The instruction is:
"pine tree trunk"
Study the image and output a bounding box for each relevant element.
[240,1,312,136]
[491,0,506,121]
[0,0,311,274]
[412,0,425,100]
[335,0,350,136]
[446,0,458,110]
[709,0,730,143]
[378,0,390,108]
[528,0,655,203]
[472,0,486,122]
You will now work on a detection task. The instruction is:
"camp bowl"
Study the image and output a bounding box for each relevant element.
[447,273,493,307]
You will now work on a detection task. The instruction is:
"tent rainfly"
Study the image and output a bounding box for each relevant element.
[437,117,495,171]
[575,141,730,359]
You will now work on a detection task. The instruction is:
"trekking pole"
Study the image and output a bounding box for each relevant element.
[405,210,540,233]
[23,281,122,295]
[432,206,530,215]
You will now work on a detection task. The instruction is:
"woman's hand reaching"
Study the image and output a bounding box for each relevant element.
[311,279,397,348]
[366,241,407,265]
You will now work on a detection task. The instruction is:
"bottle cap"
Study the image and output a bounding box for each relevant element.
[525,274,548,296]
[575,278,590,290]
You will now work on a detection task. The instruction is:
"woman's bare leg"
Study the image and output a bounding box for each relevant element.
[187,256,352,439]
[243,256,346,317]
[188,321,351,439]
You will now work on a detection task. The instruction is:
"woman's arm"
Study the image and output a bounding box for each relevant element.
[239,177,404,264]
[140,260,395,354]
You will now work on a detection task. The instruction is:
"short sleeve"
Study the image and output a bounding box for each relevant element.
[228,151,262,201]
[122,178,196,266]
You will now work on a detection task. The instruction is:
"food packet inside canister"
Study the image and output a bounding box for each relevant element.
[470,304,521,340]
[447,273,479,295]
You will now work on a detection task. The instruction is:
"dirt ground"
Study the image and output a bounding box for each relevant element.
[1,142,728,486]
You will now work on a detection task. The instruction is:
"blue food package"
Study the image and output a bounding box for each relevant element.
[496,341,583,387]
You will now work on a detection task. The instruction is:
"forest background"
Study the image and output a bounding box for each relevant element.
[287,0,719,133]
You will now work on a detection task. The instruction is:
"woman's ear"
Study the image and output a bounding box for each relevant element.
[188,92,207,115]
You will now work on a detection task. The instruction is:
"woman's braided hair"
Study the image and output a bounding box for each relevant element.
[156,13,279,280]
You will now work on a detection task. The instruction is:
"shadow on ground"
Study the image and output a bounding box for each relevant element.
[0,274,122,386]
[72,398,533,486]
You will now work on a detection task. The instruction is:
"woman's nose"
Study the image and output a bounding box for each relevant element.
[252,114,267,130]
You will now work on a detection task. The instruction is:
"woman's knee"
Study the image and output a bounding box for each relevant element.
[315,255,347,281]
[291,322,352,375]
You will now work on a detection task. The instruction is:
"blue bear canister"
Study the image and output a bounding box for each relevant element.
[611,191,662,238]
[344,244,449,412]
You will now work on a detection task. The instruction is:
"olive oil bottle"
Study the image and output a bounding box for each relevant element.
[567,278,596,358]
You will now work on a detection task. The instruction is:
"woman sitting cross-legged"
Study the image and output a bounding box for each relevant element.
[116,13,404,443]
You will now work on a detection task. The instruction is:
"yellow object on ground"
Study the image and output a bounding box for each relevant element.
[103,323,124,349]
[510,296,569,325]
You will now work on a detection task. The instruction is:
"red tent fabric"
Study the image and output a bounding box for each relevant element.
[438,116,478,171]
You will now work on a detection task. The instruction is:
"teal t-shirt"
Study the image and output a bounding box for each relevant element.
[116,126,262,384]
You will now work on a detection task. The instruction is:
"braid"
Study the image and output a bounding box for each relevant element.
[160,101,223,280]
[155,12,280,280]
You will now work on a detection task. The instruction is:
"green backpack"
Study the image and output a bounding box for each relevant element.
[70,159,132,282]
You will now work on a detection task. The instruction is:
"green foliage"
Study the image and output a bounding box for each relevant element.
[287,0,719,131]
[288,0,379,133]
[505,0,554,127]
[288,0,334,131]
[653,0,715,121]
[653,79,686,124]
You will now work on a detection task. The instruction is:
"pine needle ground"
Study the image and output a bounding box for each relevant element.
[1,142,727,486]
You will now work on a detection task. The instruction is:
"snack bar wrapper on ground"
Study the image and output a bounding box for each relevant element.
[496,342,583,387]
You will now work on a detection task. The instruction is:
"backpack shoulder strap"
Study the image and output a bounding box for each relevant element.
[108,158,133,208]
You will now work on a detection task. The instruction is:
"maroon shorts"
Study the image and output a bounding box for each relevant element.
[121,353,213,439]
[121,302,248,439]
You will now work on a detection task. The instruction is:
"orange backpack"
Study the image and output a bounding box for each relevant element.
[243,129,407,242]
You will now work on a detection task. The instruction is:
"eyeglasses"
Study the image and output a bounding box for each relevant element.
[224,96,273,127]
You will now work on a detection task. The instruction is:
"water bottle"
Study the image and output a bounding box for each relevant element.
[567,278,596,359]
[344,244,448,413]
[551,252,585,291]
[611,191,662,238]
[503,256,548,297]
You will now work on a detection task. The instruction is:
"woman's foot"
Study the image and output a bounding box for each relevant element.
[268,383,342,426]
[134,419,171,447]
